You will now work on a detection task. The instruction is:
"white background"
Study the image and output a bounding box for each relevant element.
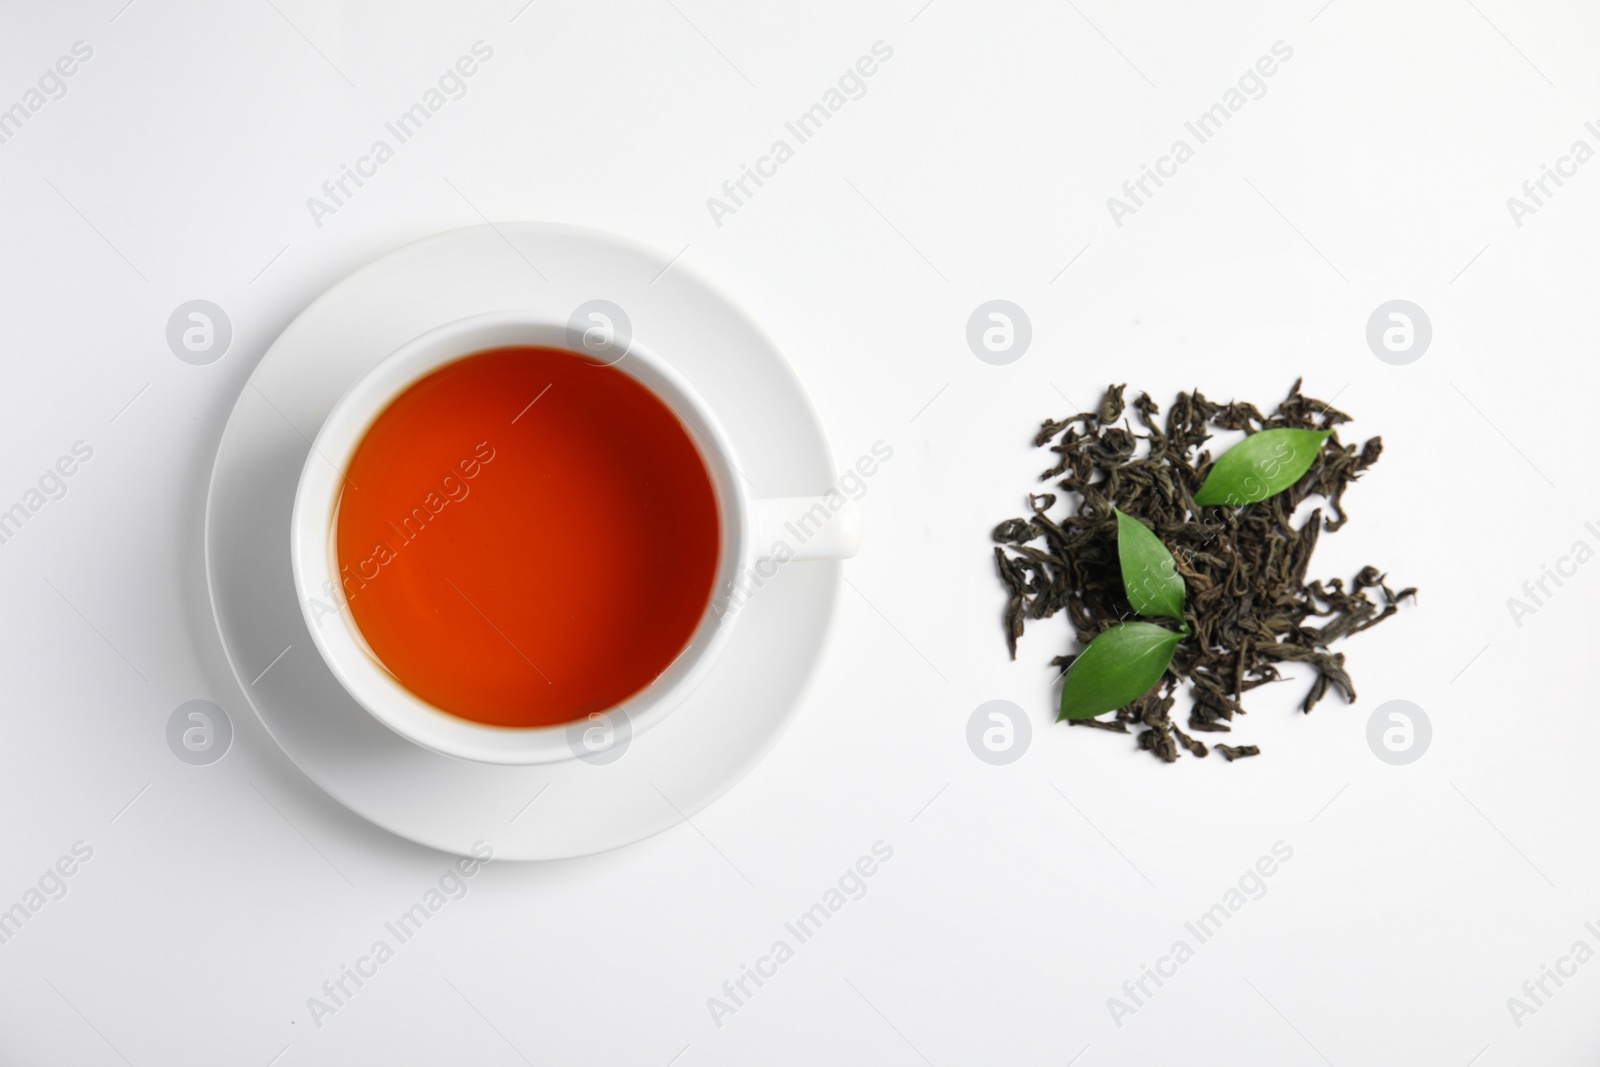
[1,0,1597,1063]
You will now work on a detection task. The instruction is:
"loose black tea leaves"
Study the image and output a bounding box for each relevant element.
[992,380,1415,763]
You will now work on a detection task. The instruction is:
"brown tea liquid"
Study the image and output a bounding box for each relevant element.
[335,346,720,727]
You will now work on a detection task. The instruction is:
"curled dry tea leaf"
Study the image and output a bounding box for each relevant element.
[1115,509,1185,623]
[1192,428,1333,507]
[1059,622,1184,721]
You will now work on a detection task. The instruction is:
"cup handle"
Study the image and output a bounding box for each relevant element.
[750,496,862,561]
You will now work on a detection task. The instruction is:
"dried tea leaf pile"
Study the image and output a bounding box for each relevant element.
[992,381,1414,762]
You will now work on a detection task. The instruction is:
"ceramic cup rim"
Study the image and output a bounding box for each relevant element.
[288,309,751,765]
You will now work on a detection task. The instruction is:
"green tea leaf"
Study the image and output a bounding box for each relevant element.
[1116,509,1185,623]
[1192,428,1333,507]
[1058,622,1183,721]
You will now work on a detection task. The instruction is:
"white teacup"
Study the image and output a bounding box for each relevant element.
[289,310,859,764]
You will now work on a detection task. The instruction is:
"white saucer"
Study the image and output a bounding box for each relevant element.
[204,224,843,860]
